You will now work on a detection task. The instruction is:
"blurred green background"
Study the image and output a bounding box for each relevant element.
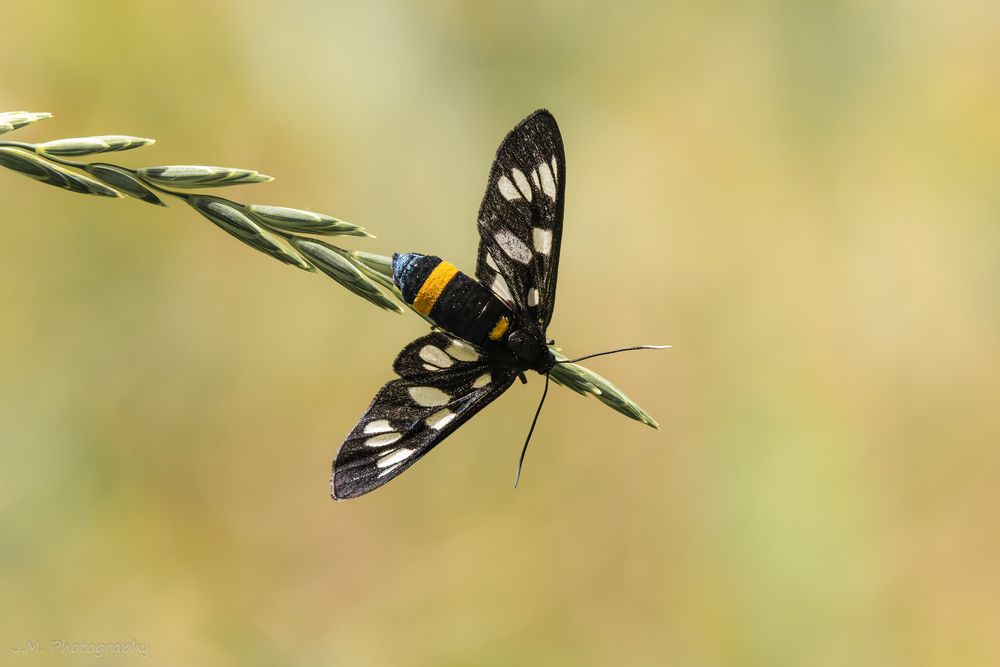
[2,1,998,665]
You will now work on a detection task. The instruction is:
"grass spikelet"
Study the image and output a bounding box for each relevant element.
[138,165,272,188]
[291,238,403,313]
[247,204,372,237]
[38,135,155,156]
[549,351,660,429]
[0,146,121,197]
[0,111,52,135]
[350,251,394,279]
[189,195,312,270]
[83,163,165,206]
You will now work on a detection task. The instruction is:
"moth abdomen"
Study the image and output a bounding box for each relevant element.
[392,252,512,347]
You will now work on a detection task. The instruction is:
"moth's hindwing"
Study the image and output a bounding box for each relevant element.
[475,109,566,330]
[331,332,517,499]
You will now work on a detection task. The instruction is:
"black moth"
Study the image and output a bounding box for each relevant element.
[331,110,654,500]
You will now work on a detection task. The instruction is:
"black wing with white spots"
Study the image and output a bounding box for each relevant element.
[332,332,517,499]
[475,109,565,330]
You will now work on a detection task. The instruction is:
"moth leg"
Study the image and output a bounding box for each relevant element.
[518,372,528,385]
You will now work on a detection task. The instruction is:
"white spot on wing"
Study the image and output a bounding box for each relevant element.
[495,228,532,264]
[377,447,414,468]
[419,345,453,369]
[531,169,540,190]
[551,156,558,184]
[365,432,402,447]
[538,162,556,200]
[445,339,480,362]
[425,409,456,430]
[377,462,402,478]
[497,175,520,201]
[527,288,540,307]
[471,373,491,389]
[364,420,393,434]
[485,253,499,271]
[492,274,514,305]
[408,386,450,407]
[533,227,553,254]
[511,168,533,201]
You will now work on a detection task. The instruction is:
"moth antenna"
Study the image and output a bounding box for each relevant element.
[514,371,551,489]
[556,345,670,365]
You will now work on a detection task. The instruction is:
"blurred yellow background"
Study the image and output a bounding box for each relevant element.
[2,1,998,665]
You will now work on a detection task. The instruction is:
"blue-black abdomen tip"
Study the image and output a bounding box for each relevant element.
[392,252,440,303]
[391,252,408,278]
[392,252,418,286]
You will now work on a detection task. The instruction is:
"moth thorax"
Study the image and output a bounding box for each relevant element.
[507,329,550,370]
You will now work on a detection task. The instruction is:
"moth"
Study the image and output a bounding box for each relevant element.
[331,110,661,499]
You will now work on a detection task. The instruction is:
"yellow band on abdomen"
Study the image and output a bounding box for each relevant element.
[412,260,459,316]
